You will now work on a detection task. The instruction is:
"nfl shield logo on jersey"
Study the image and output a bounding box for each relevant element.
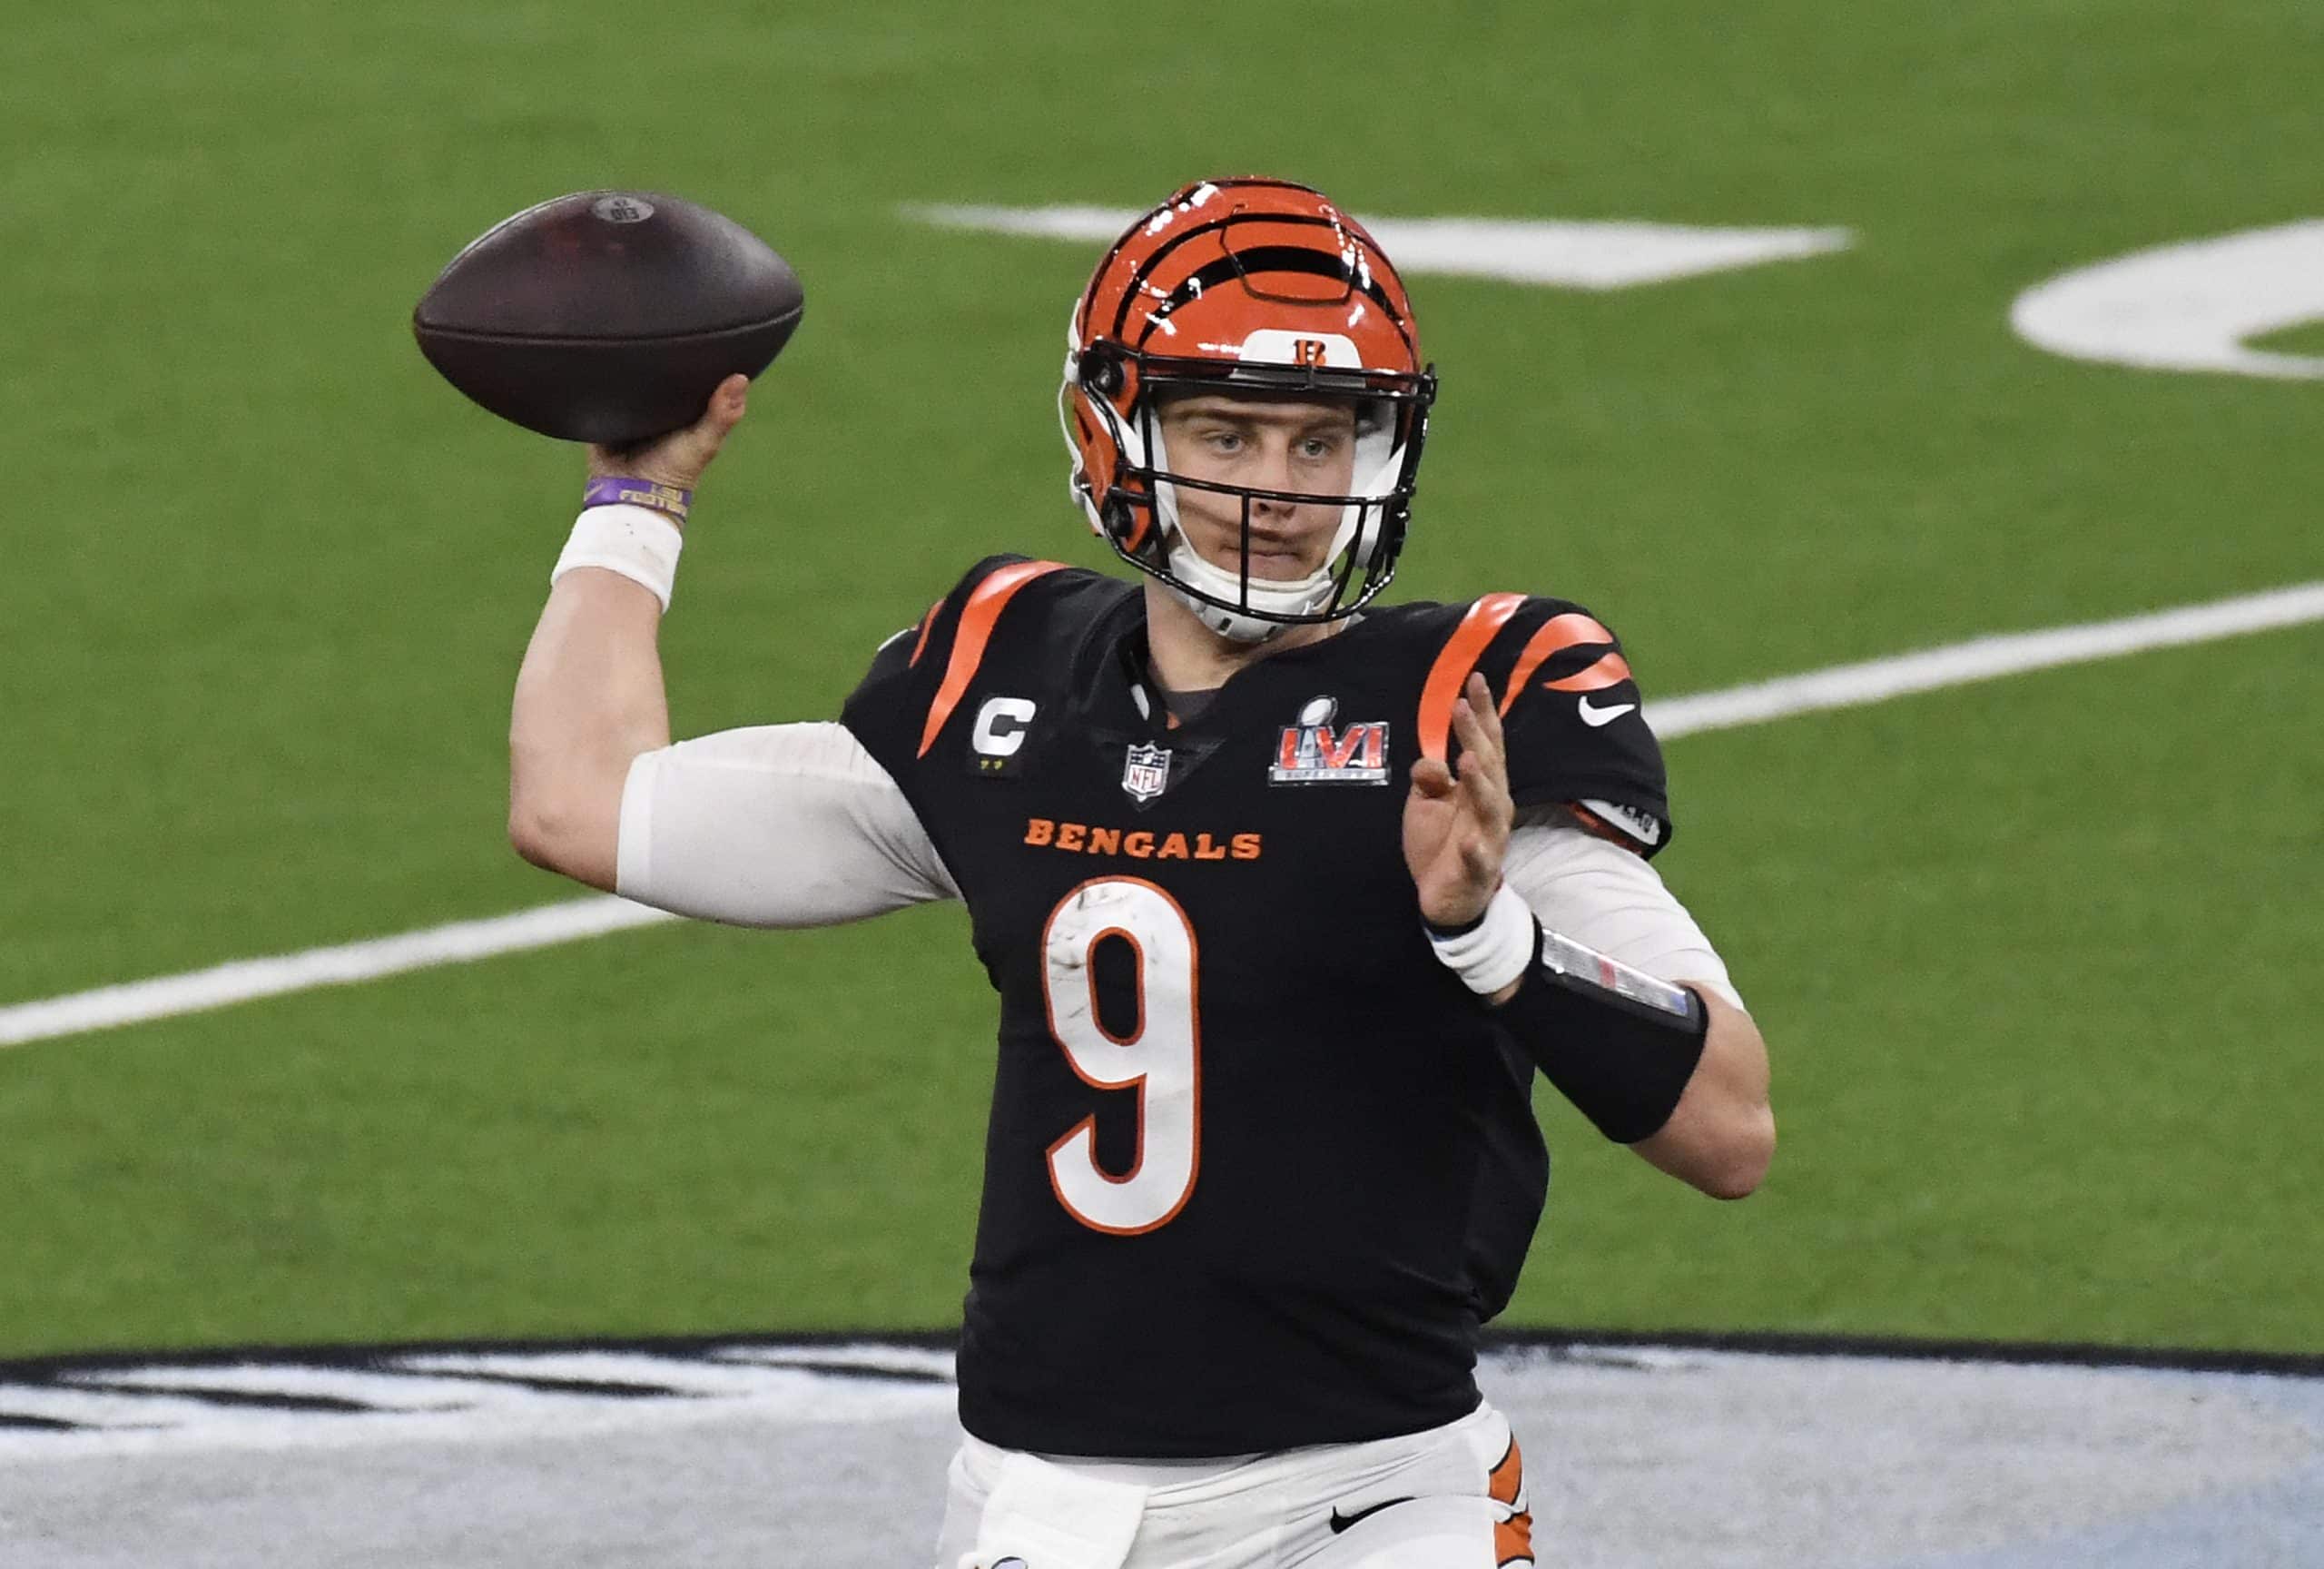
[1121,743,1172,803]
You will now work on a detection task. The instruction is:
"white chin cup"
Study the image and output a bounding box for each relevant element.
[1148,418,1399,643]
[1159,535,1331,643]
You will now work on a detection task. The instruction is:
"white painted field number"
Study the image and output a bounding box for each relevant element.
[2012,222,2324,382]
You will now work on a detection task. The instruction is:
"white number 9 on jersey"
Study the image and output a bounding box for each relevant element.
[1040,877,1202,1235]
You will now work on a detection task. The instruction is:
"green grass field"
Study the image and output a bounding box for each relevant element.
[4,0,2319,1361]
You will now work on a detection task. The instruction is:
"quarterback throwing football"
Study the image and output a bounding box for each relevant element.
[509,177,1774,1568]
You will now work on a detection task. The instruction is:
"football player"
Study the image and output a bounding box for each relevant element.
[508,177,1773,1568]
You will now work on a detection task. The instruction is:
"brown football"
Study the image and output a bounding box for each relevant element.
[412,191,803,446]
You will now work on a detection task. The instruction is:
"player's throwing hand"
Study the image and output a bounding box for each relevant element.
[1403,671,1515,929]
[584,373,752,506]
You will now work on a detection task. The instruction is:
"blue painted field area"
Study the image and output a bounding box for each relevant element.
[3,1337,2319,1566]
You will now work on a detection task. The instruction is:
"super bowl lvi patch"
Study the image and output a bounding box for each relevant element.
[1269,696,1389,784]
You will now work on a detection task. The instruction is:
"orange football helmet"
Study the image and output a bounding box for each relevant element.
[1059,177,1435,641]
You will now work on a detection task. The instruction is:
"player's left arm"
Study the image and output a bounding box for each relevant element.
[1502,814,1770,1194]
[1630,983,1771,1198]
[1405,674,1774,1199]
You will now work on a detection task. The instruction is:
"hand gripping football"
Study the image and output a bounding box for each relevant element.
[412,191,804,446]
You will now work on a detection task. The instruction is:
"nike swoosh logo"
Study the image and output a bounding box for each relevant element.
[1576,696,1637,727]
[1327,1496,1415,1534]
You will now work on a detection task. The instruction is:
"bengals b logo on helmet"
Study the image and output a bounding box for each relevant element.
[1056,177,1437,639]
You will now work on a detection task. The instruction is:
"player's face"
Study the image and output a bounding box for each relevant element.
[1157,393,1361,580]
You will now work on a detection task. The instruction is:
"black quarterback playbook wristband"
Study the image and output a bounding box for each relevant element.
[1492,926,1710,1144]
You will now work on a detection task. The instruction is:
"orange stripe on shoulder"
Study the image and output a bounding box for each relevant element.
[906,597,943,667]
[1544,649,1631,693]
[916,561,1069,757]
[1419,593,1527,763]
[1498,612,1611,711]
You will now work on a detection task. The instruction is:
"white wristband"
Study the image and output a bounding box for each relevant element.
[1427,882,1537,995]
[551,504,684,611]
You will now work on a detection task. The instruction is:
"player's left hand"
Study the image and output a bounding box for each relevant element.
[1403,671,1514,928]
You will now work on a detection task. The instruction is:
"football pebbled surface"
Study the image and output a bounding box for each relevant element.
[412,191,803,446]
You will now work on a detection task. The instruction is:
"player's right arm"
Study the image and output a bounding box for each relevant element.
[507,375,748,886]
[508,567,671,890]
[507,376,959,924]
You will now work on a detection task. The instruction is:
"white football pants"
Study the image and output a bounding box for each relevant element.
[934,1401,1534,1569]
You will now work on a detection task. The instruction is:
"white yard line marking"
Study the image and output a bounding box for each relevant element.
[1646,578,2324,738]
[905,202,1854,290]
[0,899,674,1049]
[4,580,2319,1051]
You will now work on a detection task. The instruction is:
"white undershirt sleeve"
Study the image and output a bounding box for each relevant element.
[615,722,959,928]
[1501,809,1746,1011]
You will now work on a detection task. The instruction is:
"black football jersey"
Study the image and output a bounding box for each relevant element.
[841,556,1669,1457]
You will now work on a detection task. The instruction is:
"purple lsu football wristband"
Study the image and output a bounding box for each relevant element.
[582,477,691,522]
